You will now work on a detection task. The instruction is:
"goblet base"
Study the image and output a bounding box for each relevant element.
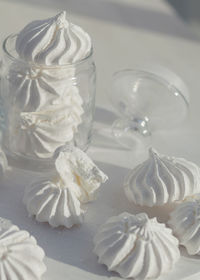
[112,117,151,149]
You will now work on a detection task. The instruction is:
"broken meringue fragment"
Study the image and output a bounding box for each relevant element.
[124,147,200,207]
[54,145,108,203]
[94,212,180,280]
[23,145,108,228]
[0,218,46,280]
[168,196,200,255]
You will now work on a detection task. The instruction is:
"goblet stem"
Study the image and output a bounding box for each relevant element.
[111,117,151,149]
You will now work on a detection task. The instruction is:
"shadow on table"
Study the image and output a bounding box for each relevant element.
[90,106,147,166]
[6,0,199,41]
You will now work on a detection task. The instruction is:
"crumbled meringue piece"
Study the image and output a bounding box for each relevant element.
[54,145,108,203]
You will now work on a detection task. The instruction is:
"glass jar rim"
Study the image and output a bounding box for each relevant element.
[2,33,93,69]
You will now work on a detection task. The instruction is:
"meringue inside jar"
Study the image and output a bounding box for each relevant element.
[0,12,96,171]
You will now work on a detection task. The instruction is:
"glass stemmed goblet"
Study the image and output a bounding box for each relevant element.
[110,68,189,149]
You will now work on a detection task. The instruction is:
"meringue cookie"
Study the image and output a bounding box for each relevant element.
[8,62,80,112]
[16,11,92,65]
[23,178,84,228]
[9,98,83,158]
[168,197,200,255]
[0,218,46,280]
[54,145,108,203]
[23,146,107,227]
[124,148,200,207]
[94,212,180,280]
[4,11,93,160]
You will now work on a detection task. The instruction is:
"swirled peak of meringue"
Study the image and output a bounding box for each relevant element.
[94,212,180,279]
[16,11,92,65]
[124,148,200,207]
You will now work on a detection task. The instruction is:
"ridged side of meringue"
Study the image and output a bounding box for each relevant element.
[124,148,200,207]
[0,219,46,280]
[54,145,108,203]
[168,198,200,255]
[23,146,107,228]
[16,11,92,65]
[8,62,79,112]
[8,97,83,158]
[94,212,180,280]
[23,179,84,228]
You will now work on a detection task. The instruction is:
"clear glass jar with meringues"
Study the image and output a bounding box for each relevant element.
[0,11,96,171]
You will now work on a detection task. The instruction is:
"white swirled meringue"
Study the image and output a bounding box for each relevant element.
[4,11,92,159]
[0,218,46,280]
[23,145,107,227]
[8,97,83,158]
[168,196,200,255]
[54,145,108,203]
[23,178,84,228]
[8,62,80,112]
[94,212,180,280]
[16,11,92,65]
[124,148,200,207]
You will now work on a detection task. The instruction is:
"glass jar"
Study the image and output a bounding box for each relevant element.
[0,34,96,171]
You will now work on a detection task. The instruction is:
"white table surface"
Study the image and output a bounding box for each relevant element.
[0,0,200,279]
